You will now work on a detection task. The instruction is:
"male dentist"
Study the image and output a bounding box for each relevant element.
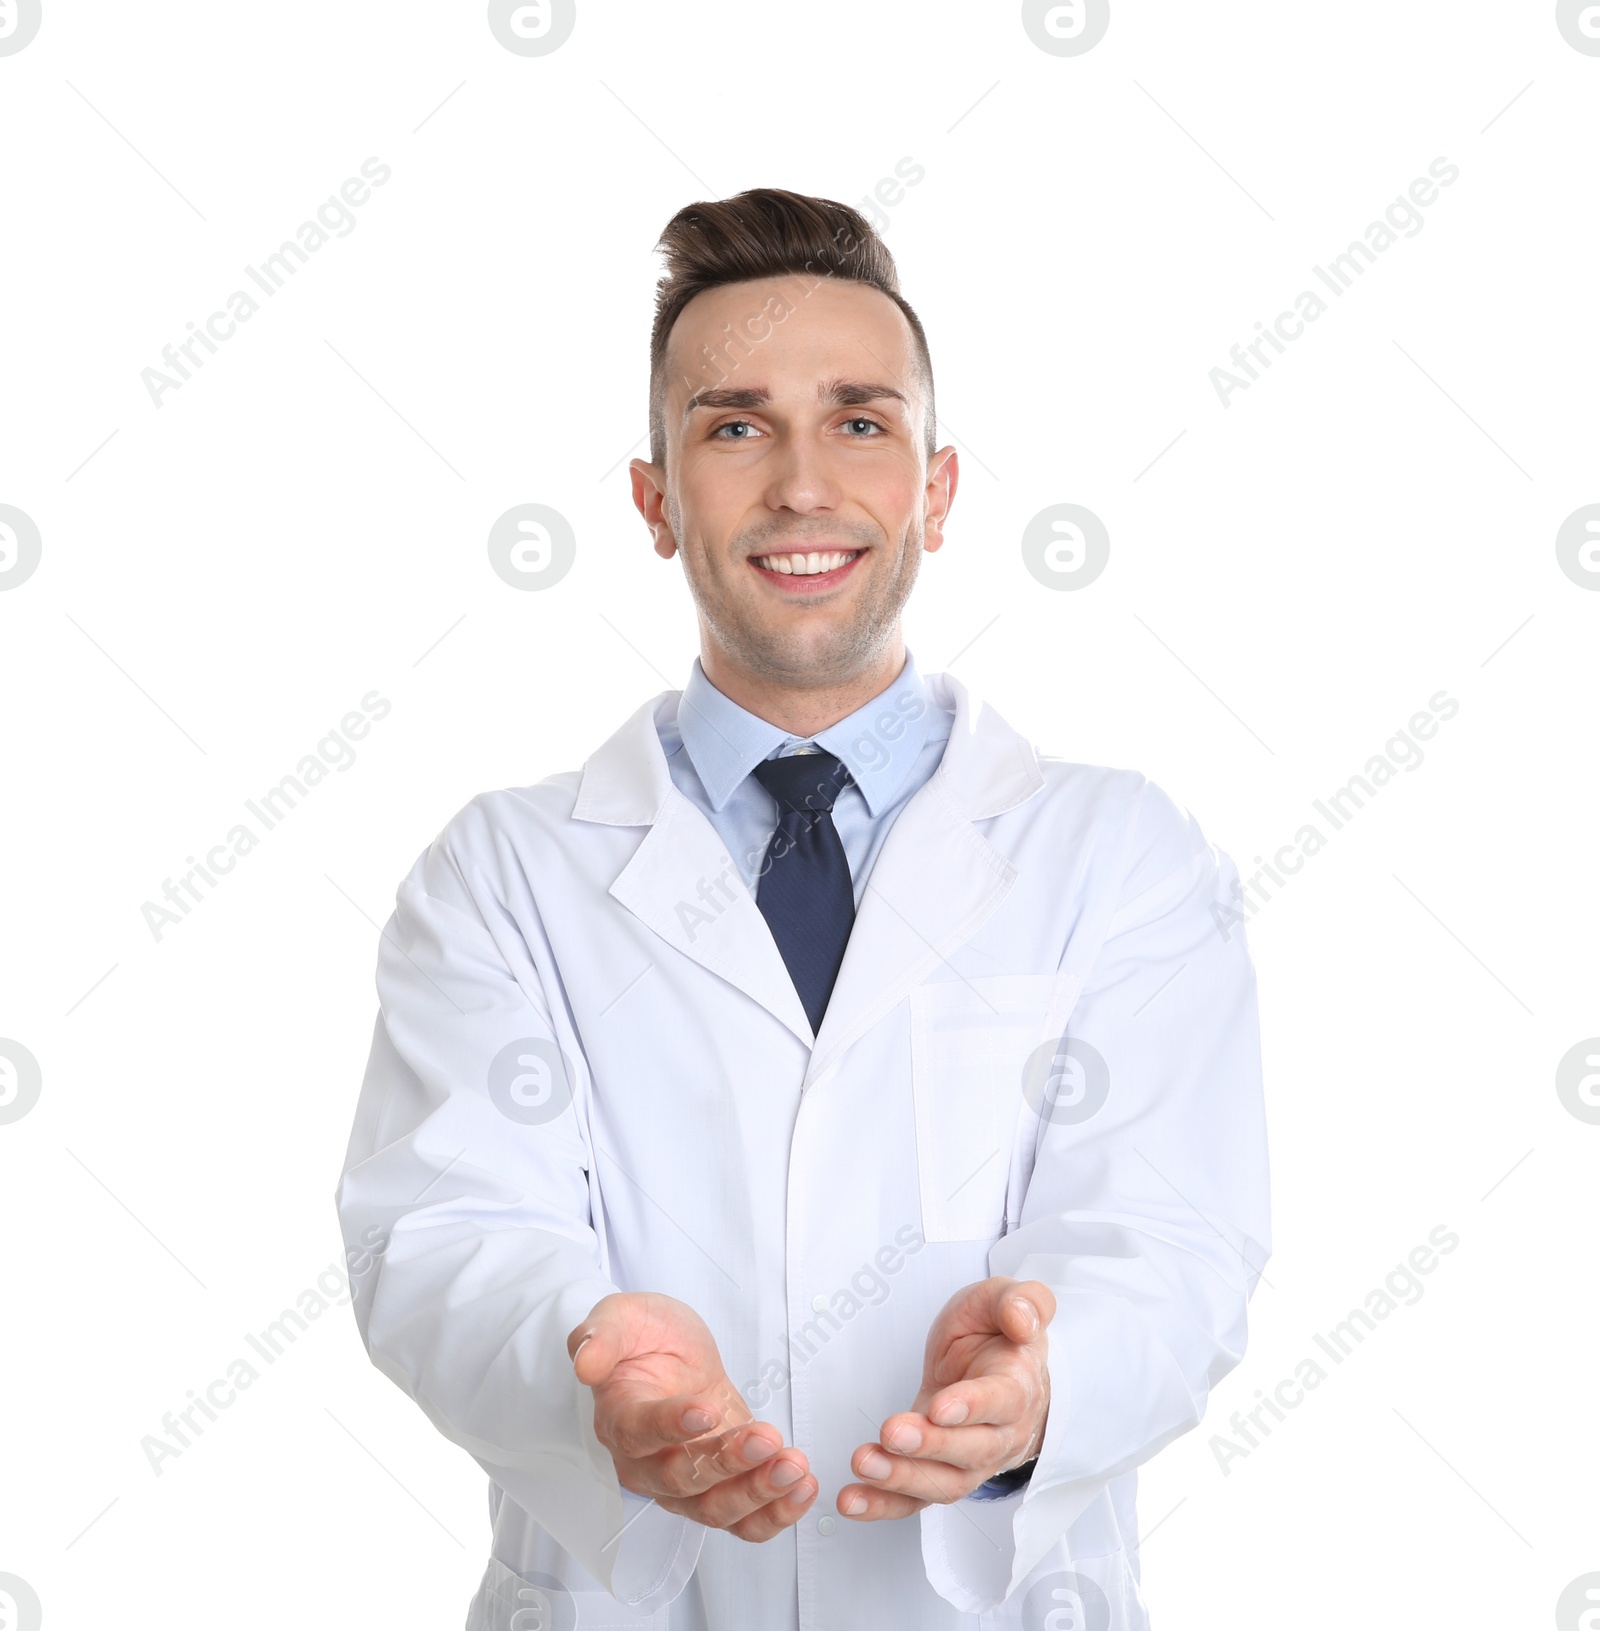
[335,187,1270,1631]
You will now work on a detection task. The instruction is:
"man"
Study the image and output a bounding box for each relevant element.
[335,187,1270,1630]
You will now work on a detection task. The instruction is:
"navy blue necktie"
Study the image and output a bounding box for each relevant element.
[750,750,856,1034]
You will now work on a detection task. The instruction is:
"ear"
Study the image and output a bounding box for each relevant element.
[630,459,678,559]
[920,446,959,554]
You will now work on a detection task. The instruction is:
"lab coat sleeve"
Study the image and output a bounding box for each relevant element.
[921,775,1271,1612]
[333,801,705,1613]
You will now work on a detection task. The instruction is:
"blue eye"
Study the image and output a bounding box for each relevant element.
[710,415,887,440]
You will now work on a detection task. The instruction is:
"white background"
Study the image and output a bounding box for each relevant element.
[2,2,1597,1626]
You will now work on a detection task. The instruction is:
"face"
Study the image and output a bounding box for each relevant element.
[630,276,958,694]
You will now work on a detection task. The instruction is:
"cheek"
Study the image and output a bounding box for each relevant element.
[854,476,932,554]
[674,458,745,530]
[859,462,923,521]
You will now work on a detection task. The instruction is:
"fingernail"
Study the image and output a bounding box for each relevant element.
[858,1449,892,1480]
[843,1494,868,1516]
[784,1480,813,1505]
[1019,1299,1040,1334]
[742,1433,777,1463]
[770,1459,803,1488]
[933,1400,969,1426]
[682,1408,716,1432]
[888,1424,922,1453]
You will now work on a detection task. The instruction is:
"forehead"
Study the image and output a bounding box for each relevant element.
[665,276,919,401]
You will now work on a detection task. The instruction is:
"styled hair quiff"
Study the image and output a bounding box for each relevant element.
[646,187,937,470]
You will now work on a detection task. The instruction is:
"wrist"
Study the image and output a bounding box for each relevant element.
[967,1404,1045,1502]
[968,1456,1036,1501]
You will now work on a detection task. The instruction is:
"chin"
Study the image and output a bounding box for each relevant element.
[726,617,895,688]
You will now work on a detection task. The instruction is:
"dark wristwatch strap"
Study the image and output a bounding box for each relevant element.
[968,1456,1037,1501]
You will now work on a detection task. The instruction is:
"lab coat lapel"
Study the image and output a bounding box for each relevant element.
[572,691,815,1048]
[803,671,1046,1088]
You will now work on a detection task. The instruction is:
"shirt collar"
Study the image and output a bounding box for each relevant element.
[677,647,936,818]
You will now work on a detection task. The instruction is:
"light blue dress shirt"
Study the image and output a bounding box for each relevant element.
[657,646,953,909]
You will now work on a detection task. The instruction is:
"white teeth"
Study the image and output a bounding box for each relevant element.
[754,550,858,576]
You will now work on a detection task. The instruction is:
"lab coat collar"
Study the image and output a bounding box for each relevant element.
[572,670,1045,1067]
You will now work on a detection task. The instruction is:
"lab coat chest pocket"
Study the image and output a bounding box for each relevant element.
[909,974,1061,1243]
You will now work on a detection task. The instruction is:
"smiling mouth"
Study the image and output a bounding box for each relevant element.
[749,549,863,578]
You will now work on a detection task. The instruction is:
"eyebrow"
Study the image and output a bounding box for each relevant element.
[682,377,910,420]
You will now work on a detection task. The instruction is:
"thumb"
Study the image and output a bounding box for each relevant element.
[995,1278,1056,1344]
[568,1293,641,1387]
[928,1275,1026,1360]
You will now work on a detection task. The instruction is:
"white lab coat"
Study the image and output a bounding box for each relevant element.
[334,669,1270,1631]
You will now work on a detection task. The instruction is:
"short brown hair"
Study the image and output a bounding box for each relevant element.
[647,187,937,470]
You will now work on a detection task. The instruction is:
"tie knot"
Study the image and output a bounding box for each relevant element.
[751,749,854,816]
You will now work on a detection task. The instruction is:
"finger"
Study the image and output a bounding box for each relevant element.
[603,1392,738,1461]
[921,1277,1048,1379]
[924,1372,1030,1430]
[848,1441,975,1506]
[643,1421,785,1496]
[712,1420,785,1474]
[726,1475,821,1542]
[680,1450,812,1530]
[879,1413,1015,1474]
[837,1481,929,1522]
[997,1279,1055,1344]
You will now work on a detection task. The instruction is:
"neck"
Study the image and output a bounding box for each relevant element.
[700,636,905,737]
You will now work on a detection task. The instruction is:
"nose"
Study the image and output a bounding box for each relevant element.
[763,431,840,517]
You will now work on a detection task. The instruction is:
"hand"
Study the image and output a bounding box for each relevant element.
[838,1276,1055,1521]
[569,1291,818,1541]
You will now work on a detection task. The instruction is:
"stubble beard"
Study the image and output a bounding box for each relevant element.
[683,513,924,692]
